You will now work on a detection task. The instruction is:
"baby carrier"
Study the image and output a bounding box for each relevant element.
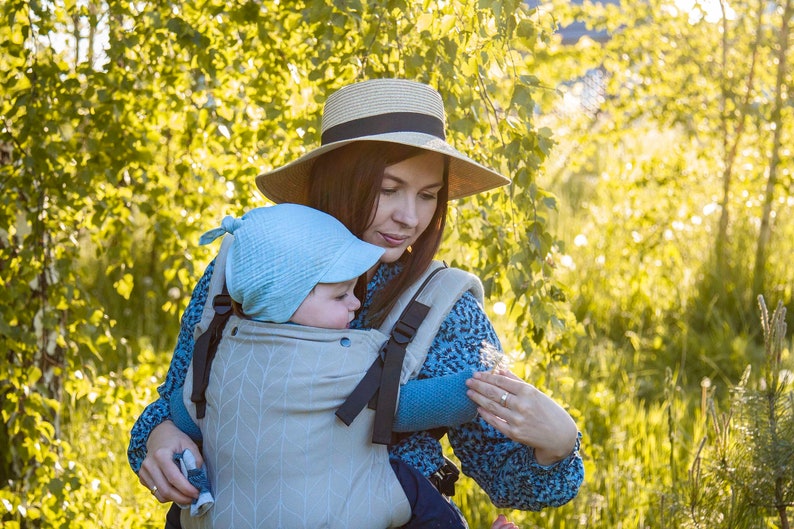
[180,235,484,529]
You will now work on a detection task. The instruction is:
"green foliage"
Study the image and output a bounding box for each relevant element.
[519,0,793,525]
[0,356,168,528]
[667,298,794,528]
[4,0,792,526]
[2,0,572,526]
[534,0,794,391]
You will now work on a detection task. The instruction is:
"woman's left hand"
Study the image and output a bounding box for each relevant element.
[466,369,578,466]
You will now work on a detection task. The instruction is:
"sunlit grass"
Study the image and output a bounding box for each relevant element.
[60,349,172,528]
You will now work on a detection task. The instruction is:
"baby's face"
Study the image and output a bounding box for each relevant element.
[289,279,361,329]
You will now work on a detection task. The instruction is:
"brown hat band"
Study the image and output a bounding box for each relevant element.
[321,111,446,145]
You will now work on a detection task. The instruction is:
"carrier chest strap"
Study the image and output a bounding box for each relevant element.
[190,287,232,419]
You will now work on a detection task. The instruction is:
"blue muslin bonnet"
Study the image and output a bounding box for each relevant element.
[199,204,384,323]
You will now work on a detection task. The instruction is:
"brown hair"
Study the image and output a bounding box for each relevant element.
[306,141,449,328]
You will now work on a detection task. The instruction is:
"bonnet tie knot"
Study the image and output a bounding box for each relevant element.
[199,215,243,245]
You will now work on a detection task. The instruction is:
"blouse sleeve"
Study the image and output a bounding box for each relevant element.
[422,292,585,510]
[126,260,215,474]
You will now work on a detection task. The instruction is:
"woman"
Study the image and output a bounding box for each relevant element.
[129,78,583,523]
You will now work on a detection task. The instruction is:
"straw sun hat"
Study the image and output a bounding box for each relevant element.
[255,79,511,203]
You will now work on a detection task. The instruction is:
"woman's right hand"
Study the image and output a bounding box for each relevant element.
[137,420,202,504]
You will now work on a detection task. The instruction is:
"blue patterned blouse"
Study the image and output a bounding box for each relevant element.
[128,260,584,511]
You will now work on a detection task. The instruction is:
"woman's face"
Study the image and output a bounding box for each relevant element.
[361,151,445,264]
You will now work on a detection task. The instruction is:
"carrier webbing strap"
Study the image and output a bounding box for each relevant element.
[335,266,444,445]
[371,300,429,444]
[190,285,232,419]
[333,356,381,425]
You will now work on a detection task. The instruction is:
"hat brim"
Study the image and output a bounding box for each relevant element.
[319,237,385,285]
[255,132,511,204]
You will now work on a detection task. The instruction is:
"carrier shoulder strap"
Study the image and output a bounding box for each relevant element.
[190,235,234,419]
[336,261,484,445]
[336,266,444,444]
[380,262,484,382]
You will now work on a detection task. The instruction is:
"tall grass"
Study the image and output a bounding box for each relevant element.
[59,349,172,528]
[450,338,710,529]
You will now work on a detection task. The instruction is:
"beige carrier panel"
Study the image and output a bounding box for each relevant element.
[182,236,484,528]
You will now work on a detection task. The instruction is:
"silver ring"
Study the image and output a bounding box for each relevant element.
[500,392,509,407]
[150,485,158,496]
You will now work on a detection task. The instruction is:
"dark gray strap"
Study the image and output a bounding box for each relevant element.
[190,285,232,419]
[335,266,446,444]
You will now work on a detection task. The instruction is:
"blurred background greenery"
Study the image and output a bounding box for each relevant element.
[1,0,792,527]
